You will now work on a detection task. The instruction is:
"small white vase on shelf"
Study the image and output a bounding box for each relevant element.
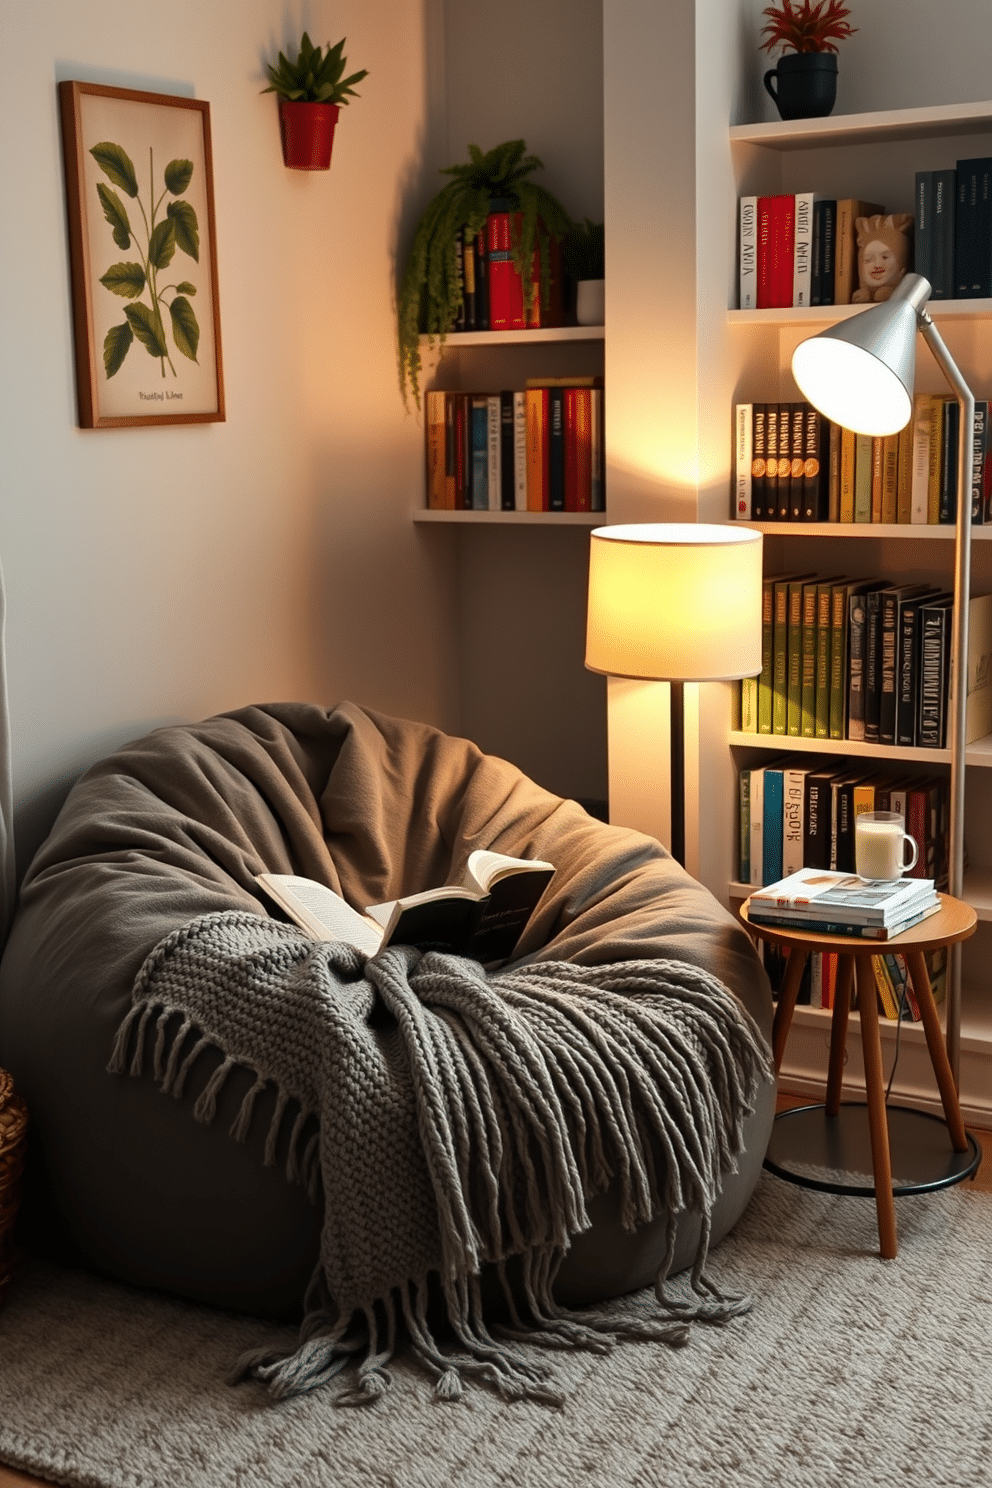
[575,279,605,326]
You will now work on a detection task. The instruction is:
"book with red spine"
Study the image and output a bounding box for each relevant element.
[487,209,525,330]
[757,195,795,309]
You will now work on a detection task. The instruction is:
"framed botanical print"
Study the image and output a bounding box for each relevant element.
[59,81,225,428]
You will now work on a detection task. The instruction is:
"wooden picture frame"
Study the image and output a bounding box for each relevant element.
[59,81,225,428]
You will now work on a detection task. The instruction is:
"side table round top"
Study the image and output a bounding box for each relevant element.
[739,891,977,955]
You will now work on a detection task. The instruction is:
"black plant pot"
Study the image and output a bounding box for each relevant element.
[764,51,838,120]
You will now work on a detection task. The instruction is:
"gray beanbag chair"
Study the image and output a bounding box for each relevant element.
[0,701,774,1319]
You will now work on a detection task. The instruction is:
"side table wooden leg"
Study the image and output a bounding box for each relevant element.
[825,955,855,1117]
[772,947,809,1073]
[903,949,969,1152]
[856,953,897,1260]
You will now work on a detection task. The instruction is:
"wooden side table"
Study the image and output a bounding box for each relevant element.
[740,894,981,1259]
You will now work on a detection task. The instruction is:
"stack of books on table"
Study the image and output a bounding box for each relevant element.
[747,868,940,941]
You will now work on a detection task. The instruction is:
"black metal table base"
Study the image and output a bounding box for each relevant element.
[764,1102,982,1198]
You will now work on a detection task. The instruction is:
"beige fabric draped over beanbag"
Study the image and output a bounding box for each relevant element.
[0,701,775,1319]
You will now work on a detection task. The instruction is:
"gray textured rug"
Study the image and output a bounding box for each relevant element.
[1,1172,990,1488]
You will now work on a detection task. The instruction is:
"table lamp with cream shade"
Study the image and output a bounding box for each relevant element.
[792,271,975,1081]
[585,523,763,867]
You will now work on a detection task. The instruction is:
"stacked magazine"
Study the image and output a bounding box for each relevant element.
[747,868,940,941]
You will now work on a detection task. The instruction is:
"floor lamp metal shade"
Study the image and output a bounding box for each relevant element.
[585,524,764,683]
[586,523,763,870]
[791,272,975,1081]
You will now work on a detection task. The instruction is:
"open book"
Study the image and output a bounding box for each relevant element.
[255,849,554,965]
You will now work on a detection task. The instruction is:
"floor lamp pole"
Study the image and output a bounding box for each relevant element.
[919,314,974,1082]
[670,679,685,867]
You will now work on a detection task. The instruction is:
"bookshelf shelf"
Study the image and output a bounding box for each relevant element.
[728,298,992,327]
[729,99,992,152]
[413,509,601,526]
[419,325,605,349]
[729,521,992,540]
[731,730,992,769]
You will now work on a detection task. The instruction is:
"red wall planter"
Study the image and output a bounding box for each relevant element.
[278,101,340,170]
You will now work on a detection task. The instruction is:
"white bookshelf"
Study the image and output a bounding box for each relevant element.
[725,96,992,1122]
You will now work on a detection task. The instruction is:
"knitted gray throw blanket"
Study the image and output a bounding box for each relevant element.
[110,910,771,1408]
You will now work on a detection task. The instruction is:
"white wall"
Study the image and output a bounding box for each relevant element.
[0,0,460,869]
[435,0,609,805]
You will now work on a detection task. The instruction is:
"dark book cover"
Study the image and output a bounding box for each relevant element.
[778,402,794,519]
[810,199,836,306]
[879,586,928,744]
[846,583,886,741]
[802,404,831,519]
[789,403,805,521]
[751,403,768,521]
[931,168,957,299]
[863,587,890,743]
[765,405,780,523]
[454,393,470,508]
[917,595,955,747]
[834,774,864,873]
[803,760,842,869]
[475,227,489,331]
[547,388,565,511]
[896,589,948,746]
[499,391,515,510]
[955,157,992,298]
[915,171,933,284]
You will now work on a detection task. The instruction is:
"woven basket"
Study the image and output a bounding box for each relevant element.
[0,1067,28,1307]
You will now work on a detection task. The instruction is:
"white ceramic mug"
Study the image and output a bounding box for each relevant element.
[855,811,919,881]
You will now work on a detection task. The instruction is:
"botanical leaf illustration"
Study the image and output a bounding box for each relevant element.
[92,140,202,381]
[90,142,139,198]
[103,322,134,378]
[99,261,147,298]
[148,219,177,270]
[163,158,194,194]
[167,200,199,261]
[124,302,169,358]
[169,296,200,361]
[96,184,132,250]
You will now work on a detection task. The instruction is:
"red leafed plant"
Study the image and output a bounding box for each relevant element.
[760,0,856,53]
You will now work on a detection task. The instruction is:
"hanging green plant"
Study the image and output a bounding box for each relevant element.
[397,139,572,406]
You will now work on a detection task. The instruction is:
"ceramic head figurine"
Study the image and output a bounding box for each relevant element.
[853,213,914,302]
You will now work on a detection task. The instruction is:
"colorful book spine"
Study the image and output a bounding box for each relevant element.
[792,192,816,308]
[739,196,757,309]
[800,578,818,737]
[513,391,527,510]
[758,576,775,734]
[814,578,835,738]
[772,577,792,735]
[525,387,548,510]
[734,402,752,519]
[762,763,784,887]
[589,388,605,511]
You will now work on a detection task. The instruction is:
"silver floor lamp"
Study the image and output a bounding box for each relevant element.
[792,272,975,1080]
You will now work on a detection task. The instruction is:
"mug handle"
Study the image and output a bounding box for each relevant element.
[763,69,779,104]
[902,834,919,873]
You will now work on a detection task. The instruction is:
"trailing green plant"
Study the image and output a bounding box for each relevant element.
[563,219,605,282]
[760,0,856,53]
[397,139,572,406]
[90,140,201,380]
[262,32,368,104]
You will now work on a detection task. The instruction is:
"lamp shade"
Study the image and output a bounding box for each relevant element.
[791,273,933,436]
[585,524,763,682]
